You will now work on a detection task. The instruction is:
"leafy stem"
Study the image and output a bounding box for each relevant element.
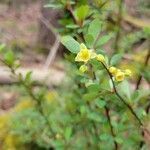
[136,49,150,90]
[66,1,85,42]
[101,62,143,126]
[105,105,118,150]
[0,59,55,135]
[114,0,124,53]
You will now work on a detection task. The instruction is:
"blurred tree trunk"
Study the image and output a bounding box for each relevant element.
[37,0,64,54]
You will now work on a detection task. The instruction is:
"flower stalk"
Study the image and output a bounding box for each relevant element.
[101,62,143,126]
[105,106,118,150]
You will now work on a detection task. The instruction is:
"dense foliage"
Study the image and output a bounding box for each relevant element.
[0,0,149,150]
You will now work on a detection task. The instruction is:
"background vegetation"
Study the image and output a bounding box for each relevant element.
[0,0,149,150]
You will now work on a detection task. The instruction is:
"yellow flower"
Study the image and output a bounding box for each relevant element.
[80,43,87,49]
[109,66,117,75]
[124,69,132,76]
[115,71,125,82]
[4,134,21,150]
[90,51,97,59]
[75,43,93,63]
[96,54,105,62]
[0,114,9,130]
[55,133,62,139]
[79,65,88,73]
[14,100,35,112]
[0,113,10,139]
[45,91,58,103]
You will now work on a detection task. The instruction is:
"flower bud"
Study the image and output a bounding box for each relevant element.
[96,54,105,62]
[109,66,117,75]
[79,65,88,73]
[115,71,125,82]
[124,69,132,76]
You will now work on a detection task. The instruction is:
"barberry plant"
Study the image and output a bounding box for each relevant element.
[61,28,145,149]
[0,0,149,149]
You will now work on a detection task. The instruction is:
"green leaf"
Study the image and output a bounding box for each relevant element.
[4,50,15,66]
[87,112,102,122]
[87,83,100,93]
[66,24,79,29]
[99,133,110,141]
[110,54,122,66]
[96,49,106,55]
[88,19,102,41]
[90,59,103,70]
[83,92,98,102]
[143,68,150,82]
[75,5,89,21]
[0,44,5,52]
[80,105,88,114]
[84,34,94,48]
[115,137,123,144]
[143,27,150,37]
[118,80,131,100]
[64,127,72,141]
[132,89,150,103]
[95,99,106,108]
[61,36,80,54]
[96,33,112,47]
[25,71,32,84]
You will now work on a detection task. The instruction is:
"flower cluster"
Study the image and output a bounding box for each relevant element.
[75,43,132,82]
[75,43,105,71]
[109,67,132,82]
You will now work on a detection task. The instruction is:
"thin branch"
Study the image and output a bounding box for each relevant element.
[66,1,77,25]
[66,1,85,42]
[44,36,60,69]
[136,49,150,90]
[0,59,55,135]
[40,16,59,37]
[14,70,54,134]
[93,31,101,49]
[101,61,145,149]
[137,47,150,148]
[101,62,143,126]
[40,17,60,69]
[105,106,118,150]
[114,0,124,53]
[86,101,99,139]
[146,102,150,114]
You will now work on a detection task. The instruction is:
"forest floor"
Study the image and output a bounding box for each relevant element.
[0,1,47,66]
[0,1,64,111]
[0,2,40,50]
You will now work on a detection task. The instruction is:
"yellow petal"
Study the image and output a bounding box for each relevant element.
[75,49,91,62]
[115,71,125,82]
[124,69,132,76]
[80,43,87,49]
[75,53,81,62]
[90,51,97,59]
